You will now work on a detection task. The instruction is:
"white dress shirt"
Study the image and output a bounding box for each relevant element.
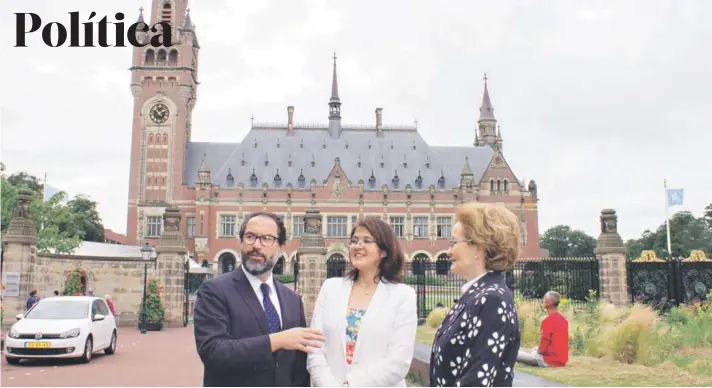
[242,265,283,326]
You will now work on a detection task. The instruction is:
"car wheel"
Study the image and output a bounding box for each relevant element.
[5,356,20,365]
[80,336,93,363]
[105,330,117,355]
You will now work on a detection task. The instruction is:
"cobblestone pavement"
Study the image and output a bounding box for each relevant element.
[1,326,203,387]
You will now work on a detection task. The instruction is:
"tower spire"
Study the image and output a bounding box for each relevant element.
[479,72,495,122]
[328,51,342,139]
[475,72,500,152]
[330,51,340,103]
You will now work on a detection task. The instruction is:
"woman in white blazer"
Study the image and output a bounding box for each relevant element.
[307,218,417,387]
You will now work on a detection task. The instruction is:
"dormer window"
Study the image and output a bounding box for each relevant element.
[253,138,258,148]
[415,170,423,189]
[250,168,258,188]
[438,172,445,189]
[368,171,376,189]
[392,171,400,189]
[298,170,306,188]
[273,170,282,188]
[311,155,316,167]
[226,168,234,187]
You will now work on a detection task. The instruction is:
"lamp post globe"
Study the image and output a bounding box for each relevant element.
[139,243,152,334]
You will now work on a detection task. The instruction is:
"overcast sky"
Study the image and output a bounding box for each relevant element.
[1,0,711,242]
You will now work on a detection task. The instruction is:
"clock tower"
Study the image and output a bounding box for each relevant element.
[126,0,199,245]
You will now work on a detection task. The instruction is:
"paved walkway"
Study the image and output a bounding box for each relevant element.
[1,326,203,387]
[2,326,564,387]
[413,343,566,387]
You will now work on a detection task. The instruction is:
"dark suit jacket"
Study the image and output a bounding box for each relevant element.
[429,271,521,387]
[193,266,310,387]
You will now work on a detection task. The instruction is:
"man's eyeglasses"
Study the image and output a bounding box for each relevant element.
[243,233,278,247]
[349,238,377,247]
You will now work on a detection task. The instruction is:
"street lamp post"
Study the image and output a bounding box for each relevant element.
[139,243,152,334]
[183,254,190,327]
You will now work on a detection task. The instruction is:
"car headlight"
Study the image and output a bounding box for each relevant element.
[60,328,81,338]
[8,329,19,339]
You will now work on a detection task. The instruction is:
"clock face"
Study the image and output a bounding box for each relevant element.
[149,103,170,124]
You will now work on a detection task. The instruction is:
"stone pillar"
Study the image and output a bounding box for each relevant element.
[594,209,629,306]
[297,207,327,323]
[1,188,38,329]
[155,206,187,327]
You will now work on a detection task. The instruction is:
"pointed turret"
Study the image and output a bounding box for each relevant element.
[197,154,211,187]
[475,73,501,152]
[328,51,342,139]
[460,157,474,188]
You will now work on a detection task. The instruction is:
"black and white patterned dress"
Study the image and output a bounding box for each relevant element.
[429,271,520,387]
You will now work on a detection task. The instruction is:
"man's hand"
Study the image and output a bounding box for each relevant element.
[270,327,326,353]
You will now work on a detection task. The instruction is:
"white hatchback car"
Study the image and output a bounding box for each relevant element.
[4,296,117,364]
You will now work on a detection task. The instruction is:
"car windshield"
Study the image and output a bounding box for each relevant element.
[24,300,90,319]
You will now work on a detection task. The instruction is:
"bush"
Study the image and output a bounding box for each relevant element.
[137,279,165,325]
[62,268,85,296]
[426,307,448,328]
[516,292,712,368]
[275,274,295,284]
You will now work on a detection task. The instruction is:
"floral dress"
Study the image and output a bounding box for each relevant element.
[429,271,520,387]
[345,308,367,365]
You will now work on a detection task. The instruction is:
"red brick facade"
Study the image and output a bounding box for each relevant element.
[125,2,540,274]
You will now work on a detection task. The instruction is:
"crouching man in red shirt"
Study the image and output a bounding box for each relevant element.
[517,291,569,367]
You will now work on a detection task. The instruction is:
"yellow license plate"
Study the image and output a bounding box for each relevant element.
[25,341,51,349]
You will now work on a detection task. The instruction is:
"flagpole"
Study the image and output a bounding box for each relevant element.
[664,179,673,259]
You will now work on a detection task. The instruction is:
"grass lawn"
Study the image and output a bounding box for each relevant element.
[415,326,712,387]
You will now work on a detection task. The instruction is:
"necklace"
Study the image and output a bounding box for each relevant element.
[356,282,376,295]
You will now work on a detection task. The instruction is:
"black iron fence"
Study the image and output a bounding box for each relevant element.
[627,258,712,310]
[506,257,600,306]
[324,254,712,319]
[325,256,600,319]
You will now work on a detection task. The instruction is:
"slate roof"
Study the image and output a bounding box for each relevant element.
[184,126,501,191]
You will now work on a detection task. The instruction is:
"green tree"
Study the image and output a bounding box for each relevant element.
[702,203,712,231]
[65,195,105,242]
[30,191,82,254]
[540,225,598,257]
[1,170,105,253]
[1,177,18,231]
[625,210,712,259]
[6,172,42,193]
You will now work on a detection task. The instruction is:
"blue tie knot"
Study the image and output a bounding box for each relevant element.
[260,283,270,297]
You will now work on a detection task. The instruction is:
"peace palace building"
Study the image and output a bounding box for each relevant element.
[126,1,541,274]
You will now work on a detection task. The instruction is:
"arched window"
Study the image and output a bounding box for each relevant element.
[163,134,168,143]
[148,134,154,143]
[157,49,167,64]
[145,49,155,65]
[168,50,178,66]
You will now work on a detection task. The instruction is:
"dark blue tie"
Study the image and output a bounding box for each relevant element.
[260,283,281,333]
